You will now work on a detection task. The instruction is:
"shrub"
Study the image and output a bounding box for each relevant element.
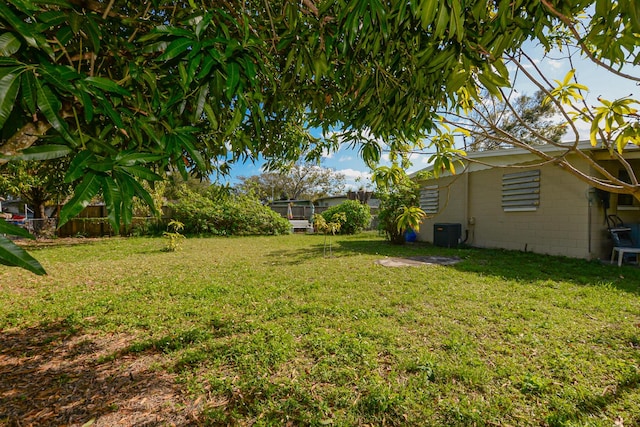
[377,177,421,245]
[314,212,347,257]
[163,220,186,251]
[321,200,371,235]
[170,187,291,236]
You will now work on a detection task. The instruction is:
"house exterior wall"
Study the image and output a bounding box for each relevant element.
[315,196,348,207]
[417,157,616,260]
[418,174,467,243]
[471,164,591,258]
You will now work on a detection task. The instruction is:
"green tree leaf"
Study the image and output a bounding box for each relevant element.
[119,176,134,227]
[58,171,101,226]
[177,132,207,171]
[100,175,121,233]
[0,32,21,55]
[118,165,163,182]
[0,235,46,275]
[0,3,38,48]
[39,64,76,92]
[127,176,158,216]
[157,37,193,61]
[226,61,240,100]
[0,217,34,239]
[420,0,438,29]
[0,70,20,129]
[85,76,131,96]
[11,144,72,161]
[65,151,95,183]
[116,152,163,166]
[20,70,36,115]
[35,79,74,144]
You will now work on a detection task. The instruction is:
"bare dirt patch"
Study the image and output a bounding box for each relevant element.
[0,323,201,426]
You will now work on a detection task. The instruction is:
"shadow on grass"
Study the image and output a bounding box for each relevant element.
[333,235,640,295]
[21,236,170,258]
[545,371,640,426]
[265,238,330,265]
[266,234,460,266]
[0,321,199,426]
[16,237,106,251]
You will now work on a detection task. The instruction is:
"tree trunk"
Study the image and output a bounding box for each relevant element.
[0,121,52,164]
[36,203,47,220]
[23,188,50,219]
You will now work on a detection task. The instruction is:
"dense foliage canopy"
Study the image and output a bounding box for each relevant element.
[1,1,622,224]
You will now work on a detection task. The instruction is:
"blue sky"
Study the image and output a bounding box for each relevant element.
[217,43,639,192]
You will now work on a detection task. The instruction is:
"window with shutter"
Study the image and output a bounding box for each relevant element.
[502,170,540,212]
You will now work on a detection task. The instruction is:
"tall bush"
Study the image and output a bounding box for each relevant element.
[376,170,423,245]
[170,187,290,236]
[320,200,371,235]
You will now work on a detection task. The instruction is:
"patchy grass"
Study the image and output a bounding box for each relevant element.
[1,233,640,426]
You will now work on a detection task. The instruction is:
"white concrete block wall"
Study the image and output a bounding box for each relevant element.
[417,159,606,259]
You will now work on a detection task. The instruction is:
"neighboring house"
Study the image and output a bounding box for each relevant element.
[270,194,380,231]
[413,143,640,260]
[269,200,319,220]
[315,195,349,208]
[316,191,380,212]
[0,197,36,219]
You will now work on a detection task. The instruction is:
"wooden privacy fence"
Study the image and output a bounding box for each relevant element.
[56,205,169,237]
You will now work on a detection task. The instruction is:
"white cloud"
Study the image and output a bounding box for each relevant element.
[337,168,372,180]
[335,168,373,191]
[519,58,541,70]
[338,155,353,162]
[405,154,434,175]
[547,109,593,142]
[321,148,334,159]
[546,59,564,70]
[565,118,592,141]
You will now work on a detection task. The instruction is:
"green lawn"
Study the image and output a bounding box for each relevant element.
[2,233,640,426]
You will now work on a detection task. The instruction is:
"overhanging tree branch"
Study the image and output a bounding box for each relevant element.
[540,0,640,83]
[0,121,51,165]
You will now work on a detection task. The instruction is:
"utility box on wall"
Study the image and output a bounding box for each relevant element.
[433,223,462,248]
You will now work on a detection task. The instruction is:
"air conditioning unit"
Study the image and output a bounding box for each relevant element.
[433,223,461,248]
